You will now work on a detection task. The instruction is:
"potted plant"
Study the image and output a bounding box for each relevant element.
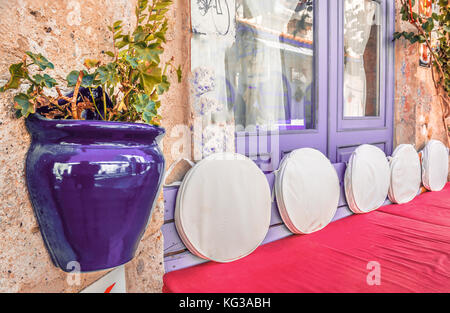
[0,0,181,272]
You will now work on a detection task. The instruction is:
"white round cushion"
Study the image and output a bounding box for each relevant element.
[344,145,390,214]
[175,153,271,263]
[388,144,421,204]
[275,148,340,234]
[421,140,449,192]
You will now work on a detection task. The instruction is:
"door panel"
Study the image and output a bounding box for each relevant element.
[337,142,386,163]
[328,0,395,163]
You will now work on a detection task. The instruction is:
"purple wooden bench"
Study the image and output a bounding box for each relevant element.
[161,161,393,273]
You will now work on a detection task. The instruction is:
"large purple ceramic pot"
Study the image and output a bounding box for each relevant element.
[25,113,165,272]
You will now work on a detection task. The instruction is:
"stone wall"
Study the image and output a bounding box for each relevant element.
[394,0,449,150]
[0,0,190,292]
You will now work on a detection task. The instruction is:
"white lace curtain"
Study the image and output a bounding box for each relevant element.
[230,0,300,129]
[343,0,378,117]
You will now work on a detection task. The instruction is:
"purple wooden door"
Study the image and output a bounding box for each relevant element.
[327,0,395,163]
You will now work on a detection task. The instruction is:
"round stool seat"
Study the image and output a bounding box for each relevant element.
[388,144,421,204]
[175,153,271,263]
[421,140,449,192]
[275,148,340,234]
[345,145,390,214]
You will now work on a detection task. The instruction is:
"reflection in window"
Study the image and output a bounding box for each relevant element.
[343,0,381,117]
[226,0,315,131]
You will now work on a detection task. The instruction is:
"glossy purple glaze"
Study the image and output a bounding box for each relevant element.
[25,113,165,272]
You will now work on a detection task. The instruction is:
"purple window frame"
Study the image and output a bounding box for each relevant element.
[236,0,395,167]
[236,0,329,171]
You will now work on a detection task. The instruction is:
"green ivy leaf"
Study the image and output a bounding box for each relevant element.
[26,51,54,70]
[66,70,97,87]
[96,63,119,85]
[154,31,166,43]
[140,71,162,95]
[105,51,115,58]
[133,26,147,43]
[157,75,170,95]
[33,73,57,88]
[136,0,149,17]
[126,55,139,69]
[113,20,123,29]
[66,70,81,87]
[155,0,172,10]
[132,93,159,124]
[81,73,96,87]
[13,93,34,117]
[116,35,131,50]
[422,18,434,33]
[135,43,163,64]
[84,59,100,69]
[133,94,152,112]
[0,63,26,92]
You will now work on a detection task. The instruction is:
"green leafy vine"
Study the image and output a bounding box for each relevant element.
[394,0,449,140]
[0,0,181,126]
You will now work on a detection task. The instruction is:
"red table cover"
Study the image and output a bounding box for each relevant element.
[163,184,450,293]
[378,184,450,227]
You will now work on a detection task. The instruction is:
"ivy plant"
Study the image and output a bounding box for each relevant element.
[394,0,449,134]
[0,0,181,126]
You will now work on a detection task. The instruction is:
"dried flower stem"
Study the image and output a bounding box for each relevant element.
[71,71,84,119]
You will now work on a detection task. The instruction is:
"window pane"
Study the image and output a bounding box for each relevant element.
[343,0,380,117]
[226,0,315,131]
